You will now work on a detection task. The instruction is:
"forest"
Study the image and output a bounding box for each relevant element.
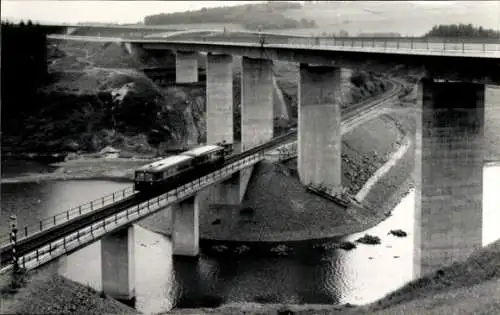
[1,21,50,138]
[424,23,500,38]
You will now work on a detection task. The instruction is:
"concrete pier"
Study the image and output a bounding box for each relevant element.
[175,51,198,84]
[414,79,485,278]
[241,57,274,150]
[298,64,342,190]
[101,227,135,302]
[172,196,200,256]
[206,53,234,144]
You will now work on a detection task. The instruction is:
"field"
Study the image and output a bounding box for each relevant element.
[108,2,499,38]
[280,2,500,36]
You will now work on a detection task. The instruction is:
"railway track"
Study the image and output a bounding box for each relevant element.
[0,76,407,268]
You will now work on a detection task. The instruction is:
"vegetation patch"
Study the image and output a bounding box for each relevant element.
[339,241,357,250]
[0,266,28,294]
[388,229,408,237]
[355,234,381,245]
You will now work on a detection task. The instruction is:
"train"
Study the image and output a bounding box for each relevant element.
[134,142,233,194]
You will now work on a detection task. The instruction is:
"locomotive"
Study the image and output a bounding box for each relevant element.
[134,142,233,193]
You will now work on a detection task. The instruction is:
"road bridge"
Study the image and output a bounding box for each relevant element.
[3,31,499,301]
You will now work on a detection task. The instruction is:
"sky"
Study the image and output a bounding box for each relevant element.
[1,1,496,28]
[1,1,266,24]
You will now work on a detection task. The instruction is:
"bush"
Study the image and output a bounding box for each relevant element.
[356,234,381,245]
[389,229,408,237]
[339,241,357,250]
[424,23,500,38]
[1,265,28,294]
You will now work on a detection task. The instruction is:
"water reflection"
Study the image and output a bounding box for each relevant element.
[338,189,414,305]
[482,163,500,246]
[0,180,130,235]
[1,165,499,314]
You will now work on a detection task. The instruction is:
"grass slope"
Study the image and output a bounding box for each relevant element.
[1,269,138,315]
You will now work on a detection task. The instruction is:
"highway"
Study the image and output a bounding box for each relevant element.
[0,77,405,273]
[48,34,500,59]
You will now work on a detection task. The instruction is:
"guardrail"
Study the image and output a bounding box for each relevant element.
[285,36,500,54]
[49,33,500,56]
[1,151,265,272]
[0,186,136,247]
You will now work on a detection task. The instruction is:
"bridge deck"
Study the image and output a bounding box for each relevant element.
[49,34,500,59]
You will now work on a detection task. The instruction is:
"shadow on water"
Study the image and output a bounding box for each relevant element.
[1,164,499,313]
[172,257,224,308]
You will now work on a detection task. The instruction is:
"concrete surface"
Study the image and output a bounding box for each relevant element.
[206,53,234,144]
[175,51,198,83]
[241,57,274,150]
[298,64,342,190]
[172,195,200,256]
[414,80,484,278]
[101,227,135,301]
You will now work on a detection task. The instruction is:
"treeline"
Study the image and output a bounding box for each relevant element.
[143,2,317,30]
[424,24,500,38]
[1,20,49,137]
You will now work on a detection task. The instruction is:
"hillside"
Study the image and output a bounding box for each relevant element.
[143,2,316,31]
[1,35,389,159]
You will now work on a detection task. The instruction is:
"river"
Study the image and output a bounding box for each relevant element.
[1,162,499,314]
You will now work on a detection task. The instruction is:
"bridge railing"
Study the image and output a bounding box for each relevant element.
[2,152,266,272]
[285,36,500,53]
[0,186,136,247]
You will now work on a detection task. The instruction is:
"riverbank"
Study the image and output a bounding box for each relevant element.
[166,238,500,315]
[0,157,149,184]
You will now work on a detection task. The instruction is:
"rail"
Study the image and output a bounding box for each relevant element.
[0,77,404,271]
[0,78,402,250]
[0,132,294,251]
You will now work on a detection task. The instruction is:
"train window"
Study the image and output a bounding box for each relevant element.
[163,170,171,179]
[178,162,191,171]
[145,173,153,182]
[136,172,145,181]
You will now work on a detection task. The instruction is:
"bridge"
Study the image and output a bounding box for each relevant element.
[2,29,500,303]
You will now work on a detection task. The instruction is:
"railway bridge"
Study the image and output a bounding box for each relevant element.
[2,29,500,303]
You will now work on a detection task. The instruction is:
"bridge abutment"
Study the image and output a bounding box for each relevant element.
[206,53,234,144]
[172,195,200,256]
[414,79,485,278]
[298,64,342,190]
[175,51,198,84]
[101,226,135,304]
